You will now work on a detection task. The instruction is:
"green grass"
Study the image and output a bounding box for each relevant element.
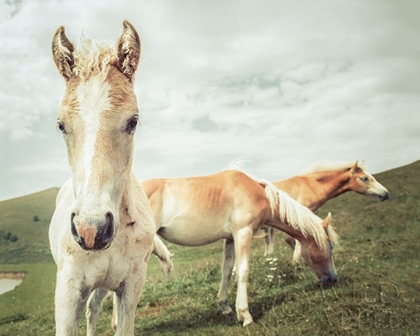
[0,161,420,335]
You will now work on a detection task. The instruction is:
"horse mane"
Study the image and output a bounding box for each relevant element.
[72,38,119,81]
[263,182,338,252]
[302,160,366,175]
[225,162,338,252]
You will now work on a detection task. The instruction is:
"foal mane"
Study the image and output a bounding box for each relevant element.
[72,38,119,81]
[302,161,365,175]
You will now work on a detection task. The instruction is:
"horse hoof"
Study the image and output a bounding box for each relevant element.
[243,318,254,327]
[221,306,233,315]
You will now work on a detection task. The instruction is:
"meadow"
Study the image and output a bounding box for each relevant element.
[0,161,419,335]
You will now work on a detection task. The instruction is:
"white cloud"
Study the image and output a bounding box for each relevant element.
[0,0,419,200]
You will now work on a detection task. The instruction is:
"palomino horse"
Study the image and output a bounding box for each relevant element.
[141,169,338,326]
[49,21,157,336]
[264,161,389,258]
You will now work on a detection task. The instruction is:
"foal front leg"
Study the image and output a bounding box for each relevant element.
[54,267,90,336]
[217,239,235,314]
[86,287,110,336]
[113,262,148,336]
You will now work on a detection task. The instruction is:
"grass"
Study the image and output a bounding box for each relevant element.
[0,160,419,335]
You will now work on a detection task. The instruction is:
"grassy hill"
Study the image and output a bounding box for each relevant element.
[0,160,419,335]
[0,188,58,264]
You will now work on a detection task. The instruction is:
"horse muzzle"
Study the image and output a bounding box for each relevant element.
[71,211,115,251]
[377,191,390,202]
[318,273,338,284]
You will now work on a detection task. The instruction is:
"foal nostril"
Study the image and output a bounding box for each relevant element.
[101,212,114,246]
[70,212,82,244]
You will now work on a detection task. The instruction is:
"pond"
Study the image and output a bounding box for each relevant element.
[0,272,25,295]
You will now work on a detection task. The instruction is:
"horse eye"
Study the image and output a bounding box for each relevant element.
[126,116,139,134]
[57,122,66,134]
[360,176,369,182]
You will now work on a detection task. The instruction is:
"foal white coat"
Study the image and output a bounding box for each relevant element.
[49,21,155,336]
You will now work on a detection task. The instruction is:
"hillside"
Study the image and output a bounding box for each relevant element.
[0,188,58,264]
[0,160,419,335]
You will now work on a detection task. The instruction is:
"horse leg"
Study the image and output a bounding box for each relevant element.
[234,227,254,326]
[54,268,90,336]
[86,287,109,336]
[113,262,148,336]
[264,227,275,256]
[285,234,296,249]
[217,239,235,315]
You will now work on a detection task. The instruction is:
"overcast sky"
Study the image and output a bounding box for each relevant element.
[0,0,419,201]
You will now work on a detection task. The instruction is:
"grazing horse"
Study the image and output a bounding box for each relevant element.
[141,169,338,326]
[49,21,156,336]
[264,161,389,258]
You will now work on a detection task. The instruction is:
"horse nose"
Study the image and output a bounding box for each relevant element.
[318,273,338,284]
[71,211,115,250]
[379,192,390,202]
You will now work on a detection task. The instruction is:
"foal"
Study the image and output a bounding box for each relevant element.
[49,21,155,336]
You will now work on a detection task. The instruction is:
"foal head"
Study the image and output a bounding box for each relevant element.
[52,21,142,251]
[299,213,338,284]
[347,161,389,202]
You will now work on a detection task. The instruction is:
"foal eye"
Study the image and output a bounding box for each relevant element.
[57,122,66,134]
[126,116,139,134]
[360,176,369,182]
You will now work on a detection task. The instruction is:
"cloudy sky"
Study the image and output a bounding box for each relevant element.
[0,0,419,201]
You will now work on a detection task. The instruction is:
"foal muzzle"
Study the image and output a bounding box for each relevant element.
[71,211,115,250]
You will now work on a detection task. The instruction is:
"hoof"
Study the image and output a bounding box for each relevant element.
[243,318,254,327]
[237,310,253,326]
[218,301,233,315]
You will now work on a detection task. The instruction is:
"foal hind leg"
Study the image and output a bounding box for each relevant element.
[234,227,254,326]
[86,287,109,336]
[217,239,235,314]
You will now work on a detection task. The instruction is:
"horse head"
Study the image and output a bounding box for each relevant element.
[52,21,141,251]
[348,161,390,202]
[299,213,338,284]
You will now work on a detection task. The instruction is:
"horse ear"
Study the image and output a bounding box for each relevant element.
[322,212,332,230]
[52,26,75,81]
[117,20,141,80]
[351,160,360,174]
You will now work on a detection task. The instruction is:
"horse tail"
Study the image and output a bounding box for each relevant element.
[152,235,174,277]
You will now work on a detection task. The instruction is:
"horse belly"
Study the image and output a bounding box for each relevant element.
[158,223,231,247]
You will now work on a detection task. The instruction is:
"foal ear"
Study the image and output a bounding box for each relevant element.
[52,26,75,81]
[322,212,332,230]
[117,20,141,80]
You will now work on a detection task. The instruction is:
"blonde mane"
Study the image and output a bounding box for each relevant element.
[302,161,365,175]
[73,38,118,81]
[225,162,338,252]
[262,182,337,252]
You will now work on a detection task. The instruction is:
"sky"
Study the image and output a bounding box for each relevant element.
[0,0,419,201]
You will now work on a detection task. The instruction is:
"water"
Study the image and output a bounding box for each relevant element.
[0,278,23,295]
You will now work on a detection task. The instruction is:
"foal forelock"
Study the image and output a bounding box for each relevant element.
[72,39,118,82]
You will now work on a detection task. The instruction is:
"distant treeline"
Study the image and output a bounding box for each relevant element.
[0,230,18,243]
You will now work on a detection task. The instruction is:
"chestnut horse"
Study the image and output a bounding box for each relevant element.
[49,21,157,336]
[141,169,338,326]
[264,161,389,259]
